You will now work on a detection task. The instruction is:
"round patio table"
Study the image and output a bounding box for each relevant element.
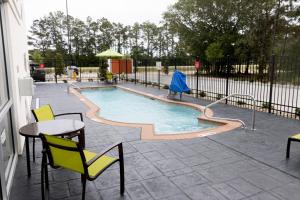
[19,119,85,177]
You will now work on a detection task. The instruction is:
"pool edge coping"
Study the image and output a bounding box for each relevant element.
[71,85,241,140]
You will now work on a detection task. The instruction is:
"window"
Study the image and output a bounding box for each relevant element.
[0,112,14,181]
[0,17,8,109]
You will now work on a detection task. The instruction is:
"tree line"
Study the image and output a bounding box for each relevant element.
[29,0,300,71]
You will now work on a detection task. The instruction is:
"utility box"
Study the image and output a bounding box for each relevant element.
[18,77,34,96]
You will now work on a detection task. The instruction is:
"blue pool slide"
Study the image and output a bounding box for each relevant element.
[169,70,190,99]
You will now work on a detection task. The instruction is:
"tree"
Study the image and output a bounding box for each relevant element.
[205,42,225,74]
[28,18,51,56]
[55,52,65,75]
[27,1,299,68]
[141,22,159,57]
[31,50,44,64]
[205,42,224,61]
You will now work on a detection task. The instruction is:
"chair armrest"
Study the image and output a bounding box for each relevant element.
[86,142,123,166]
[54,112,83,121]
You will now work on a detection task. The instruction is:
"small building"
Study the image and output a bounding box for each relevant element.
[108,59,133,74]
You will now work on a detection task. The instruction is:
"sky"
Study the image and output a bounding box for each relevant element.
[24,0,177,30]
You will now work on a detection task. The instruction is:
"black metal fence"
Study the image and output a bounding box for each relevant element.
[38,55,300,119]
[131,55,300,119]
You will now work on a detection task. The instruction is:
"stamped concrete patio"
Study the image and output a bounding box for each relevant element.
[11,82,300,200]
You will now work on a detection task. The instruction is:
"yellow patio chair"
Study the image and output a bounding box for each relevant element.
[40,134,124,200]
[106,72,113,80]
[105,72,117,84]
[31,104,83,161]
[286,133,300,158]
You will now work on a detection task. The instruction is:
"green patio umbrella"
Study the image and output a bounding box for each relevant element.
[96,49,124,58]
[96,49,125,79]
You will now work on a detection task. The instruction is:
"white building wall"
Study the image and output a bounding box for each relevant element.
[1,0,31,154]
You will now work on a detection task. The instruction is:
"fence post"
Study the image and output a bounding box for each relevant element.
[158,69,160,89]
[118,60,121,81]
[225,56,230,104]
[196,69,199,98]
[145,59,147,87]
[54,59,57,84]
[125,59,128,81]
[174,57,177,71]
[268,54,276,113]
[55,72,57,83]
[134,59,137,84]
[79,67,82,82]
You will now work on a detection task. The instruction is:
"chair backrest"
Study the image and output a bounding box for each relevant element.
[32,105,55,122]
[40,134,86,174]
[106,72,113,80]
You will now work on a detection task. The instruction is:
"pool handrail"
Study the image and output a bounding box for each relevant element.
[203,93,256,131]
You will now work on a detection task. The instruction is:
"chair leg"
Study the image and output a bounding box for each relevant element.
[33,138,35,162]
[119,161,125,195]
[41,152,46,200]
[81,175,86,200]
[118,144,125,195]
[45,161,49,189]
[286,138,292,158]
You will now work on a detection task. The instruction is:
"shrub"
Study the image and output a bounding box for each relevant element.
[216,94,223,100]
[152,82,158,87]
[199,91,206,97]
[295,108,300,117]
[262,102,273,110]
[163,84,169,89]
[99,60,108,80]
[237,100,246,105]
[163,66,169,75]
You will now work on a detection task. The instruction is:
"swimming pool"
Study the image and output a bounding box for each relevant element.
[81,87,218,134]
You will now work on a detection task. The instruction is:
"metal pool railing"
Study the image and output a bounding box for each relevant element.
[203,94,256,131]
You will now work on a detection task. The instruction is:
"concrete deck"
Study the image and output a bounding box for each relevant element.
[11,82,300,200]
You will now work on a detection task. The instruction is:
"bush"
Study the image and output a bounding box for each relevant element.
[186,90,192,94]
[152,82,158,87]
[295,108,300,117]
[262,102,273,110]
[237,100,246,105]
[216,94,223,100]
[163,84,169,89]
[163,66,169,75]
[199,91,206,97]
[99,60,108,80]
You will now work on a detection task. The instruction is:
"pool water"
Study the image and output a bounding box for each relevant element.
[81,88,217,134]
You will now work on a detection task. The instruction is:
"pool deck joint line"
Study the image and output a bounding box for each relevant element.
[71,85,241,140]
